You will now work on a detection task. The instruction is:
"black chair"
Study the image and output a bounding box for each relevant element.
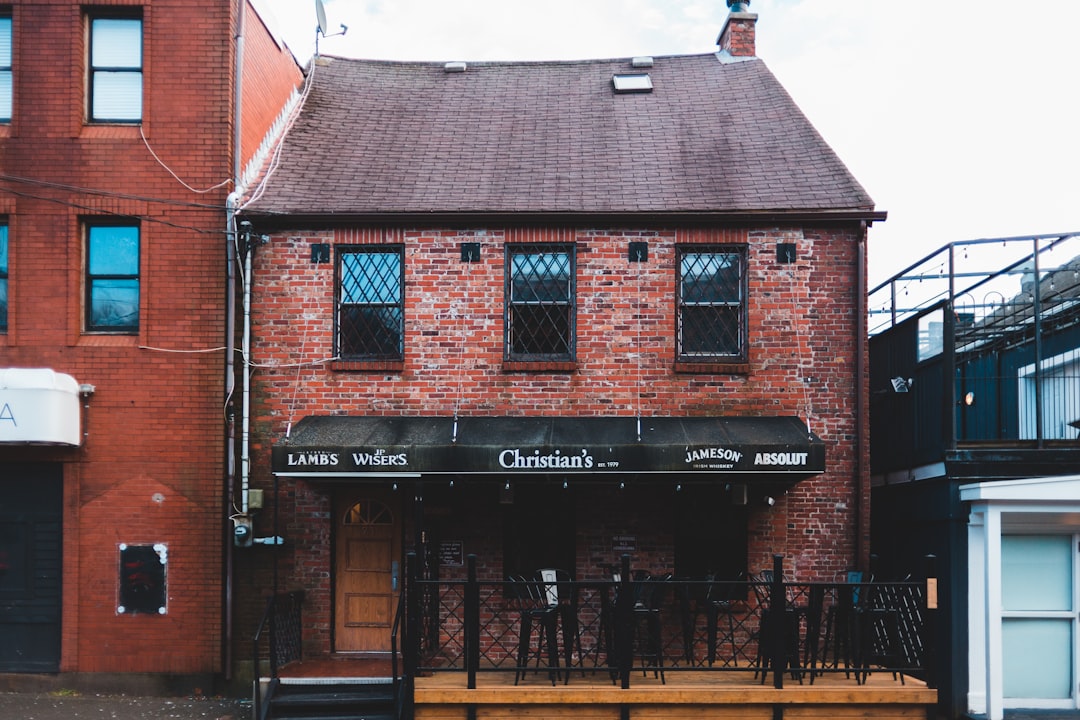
[703,574,742,667]
[538,568,584,683]
[511,574,560,685]
[752,570,803,684]
[674,577,699,666]
[815,571,862,682]
[632,572,672,683]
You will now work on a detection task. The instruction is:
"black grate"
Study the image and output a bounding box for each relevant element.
[337,248,404,360]
[505,245,574,360]
[678,248,745,361]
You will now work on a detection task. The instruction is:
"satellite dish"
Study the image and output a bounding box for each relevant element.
[313,0,346,56]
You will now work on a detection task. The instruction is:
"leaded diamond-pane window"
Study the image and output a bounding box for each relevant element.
[677,247,747,362]
[337,247,403,361]
[505,245,575,361]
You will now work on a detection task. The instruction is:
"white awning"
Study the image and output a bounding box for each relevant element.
[0,368,82,446]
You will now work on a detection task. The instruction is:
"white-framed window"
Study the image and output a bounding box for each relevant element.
[1018,348,1080,440]
[89,15,142,122]
[0,14,11,122]
[1000,534,1075,704]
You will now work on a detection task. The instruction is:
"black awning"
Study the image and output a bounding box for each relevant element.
[271,416,825,483]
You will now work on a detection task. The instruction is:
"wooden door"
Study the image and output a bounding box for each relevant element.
[334,494,399,653]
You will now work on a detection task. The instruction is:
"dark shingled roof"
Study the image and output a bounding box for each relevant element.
[243,53,876,219]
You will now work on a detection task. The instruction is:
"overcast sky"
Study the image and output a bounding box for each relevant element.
[253,0,1080,286]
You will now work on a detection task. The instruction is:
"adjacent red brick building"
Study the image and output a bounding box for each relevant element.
[238,6,882,664]
[0,0,300,692]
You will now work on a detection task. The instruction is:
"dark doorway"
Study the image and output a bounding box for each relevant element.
[0,463,63,672]
[502,485,575,580]
[674,485,747,583]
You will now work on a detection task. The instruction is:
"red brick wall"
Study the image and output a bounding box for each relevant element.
[240,2,304,172]
[0,0,249,679]
[245,223,868,656]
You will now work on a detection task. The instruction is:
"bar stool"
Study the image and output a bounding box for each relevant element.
[538,568,584,683]
[632,572,672,683]
[511,575,560,685]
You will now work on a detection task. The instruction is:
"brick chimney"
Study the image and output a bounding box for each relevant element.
[718,0,757,57]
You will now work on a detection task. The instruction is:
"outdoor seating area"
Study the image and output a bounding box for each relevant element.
[398,554,937,720]
[251,554,938,720]
[406,555,933,690]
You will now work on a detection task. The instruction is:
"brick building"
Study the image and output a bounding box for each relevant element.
[237,6,882,665]
[0,0,301,691]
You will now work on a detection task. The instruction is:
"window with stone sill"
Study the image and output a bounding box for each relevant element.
[676,245,747,365]
[0,15,12,123]
[505,244,575,363]
[0,222,8,332]
[85,221,140,333]
[88,13,143,123]
[336,246,404,362]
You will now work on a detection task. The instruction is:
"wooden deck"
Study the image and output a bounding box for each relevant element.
[413,668,937,720]
[276,656,937,719]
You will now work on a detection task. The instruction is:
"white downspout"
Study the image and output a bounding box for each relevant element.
[240,220,254,518]
[224,192,239,679]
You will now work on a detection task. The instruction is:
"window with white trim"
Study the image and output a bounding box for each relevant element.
[0,15,11,122]
[89,14,142,122]
[1019,349,1080,440]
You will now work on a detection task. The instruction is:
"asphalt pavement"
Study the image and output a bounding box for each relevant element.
[0,691,250,719]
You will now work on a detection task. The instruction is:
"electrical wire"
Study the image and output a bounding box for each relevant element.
[138,345,227,353]
[0,183,228,235]
[788,235,814,436]
[139,125,232,194]
[0,173,225,211]
[239,56,318,211]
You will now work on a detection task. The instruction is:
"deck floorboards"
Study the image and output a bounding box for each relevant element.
[277,656,937,719]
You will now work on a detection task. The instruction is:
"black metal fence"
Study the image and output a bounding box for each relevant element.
[403,554,935,690]
[252,591,304,720]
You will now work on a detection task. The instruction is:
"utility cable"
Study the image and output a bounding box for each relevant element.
[140,125,233,194]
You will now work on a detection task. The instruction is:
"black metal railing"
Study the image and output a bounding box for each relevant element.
[252,591,304,720]
[404,554,935,690]
[390,582,407,720]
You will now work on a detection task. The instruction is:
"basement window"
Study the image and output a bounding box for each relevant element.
[612,73,652,94]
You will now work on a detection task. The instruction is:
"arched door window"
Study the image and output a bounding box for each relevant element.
[343,498,393,526]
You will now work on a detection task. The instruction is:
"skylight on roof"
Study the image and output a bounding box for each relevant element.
[612,73,653,94]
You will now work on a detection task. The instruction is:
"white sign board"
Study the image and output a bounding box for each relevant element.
[0,368,81,446]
